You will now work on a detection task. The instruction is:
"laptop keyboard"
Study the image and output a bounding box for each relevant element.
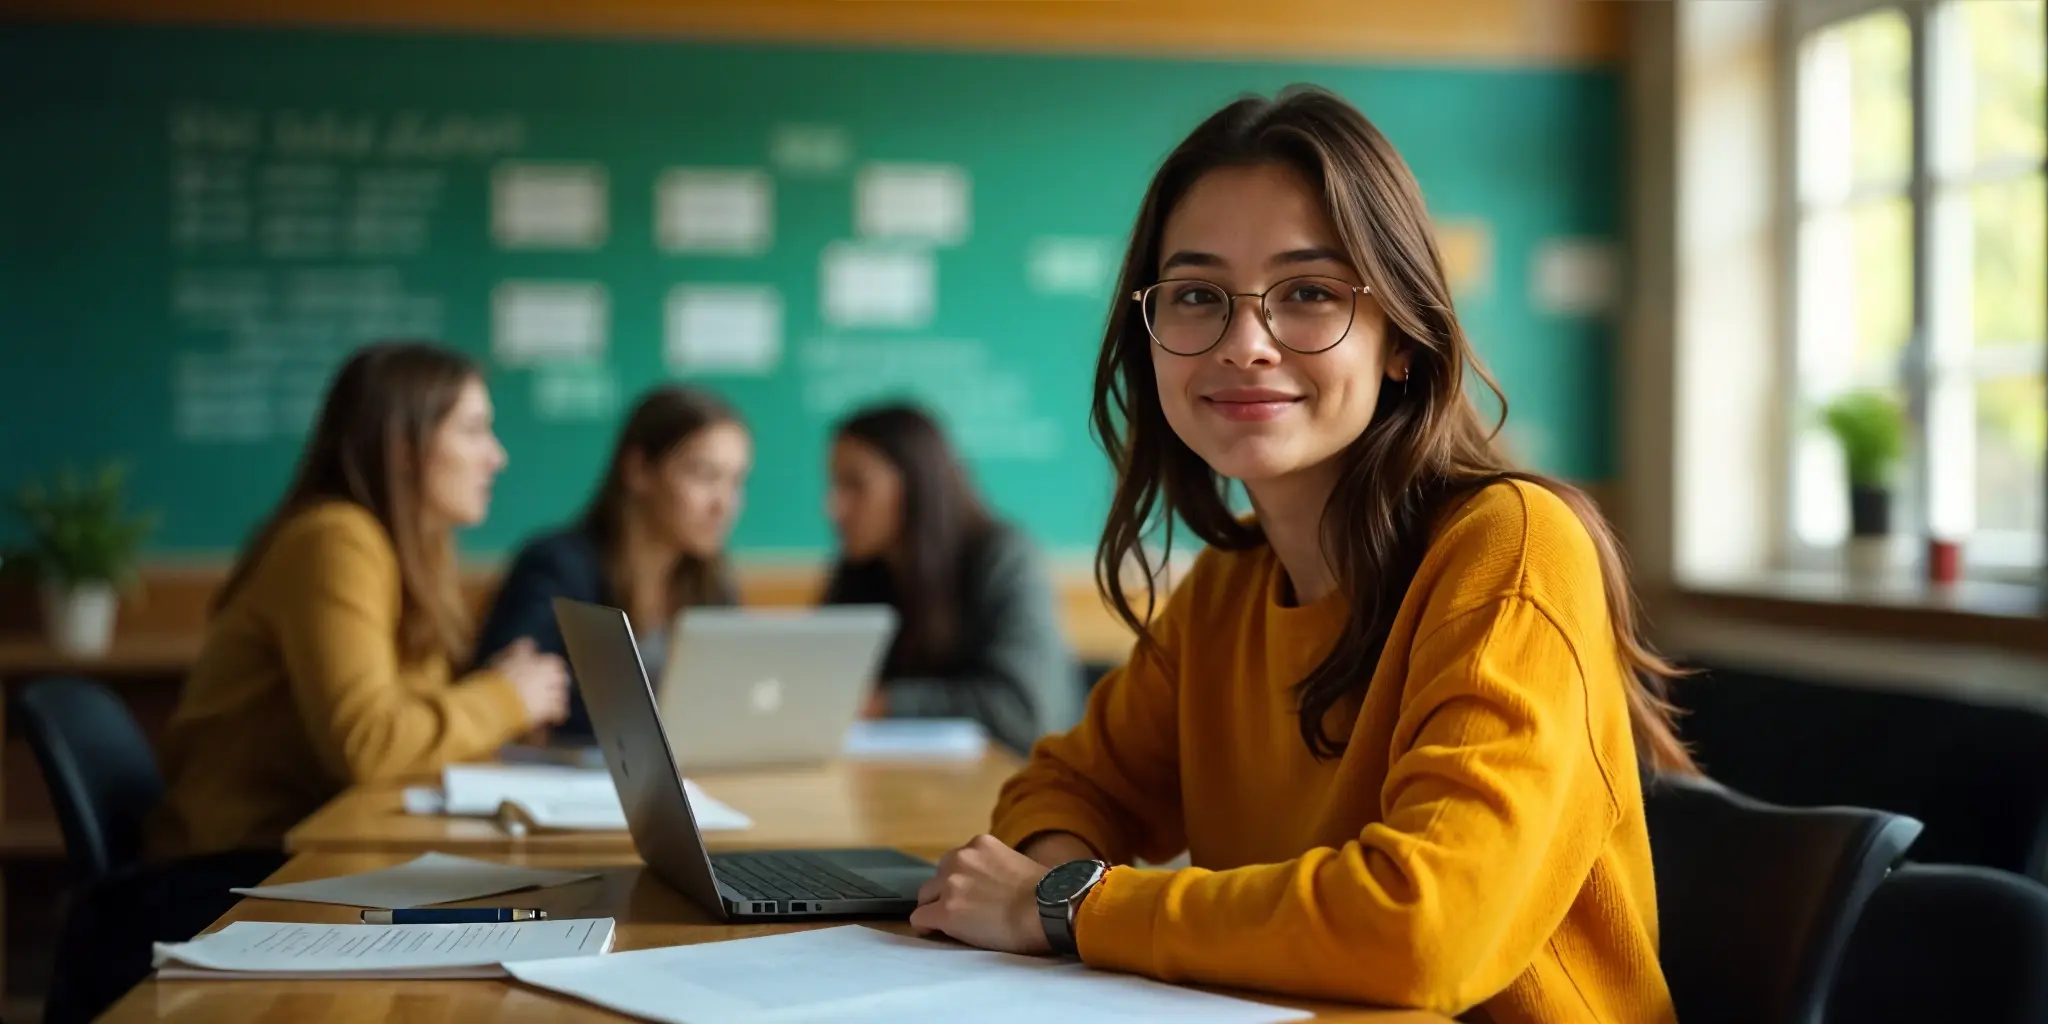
[712,851,898,901]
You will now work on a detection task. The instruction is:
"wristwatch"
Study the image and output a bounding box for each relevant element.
[1035,859,1108,956]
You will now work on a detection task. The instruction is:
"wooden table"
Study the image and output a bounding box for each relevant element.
[100,850,1450,1023]
[286,755,1027,855]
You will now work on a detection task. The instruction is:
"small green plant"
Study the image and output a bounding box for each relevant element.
[4,463,158,590]
[1821,390,1907,490]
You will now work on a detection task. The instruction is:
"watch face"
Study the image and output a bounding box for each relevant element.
[1039,860,1103,903]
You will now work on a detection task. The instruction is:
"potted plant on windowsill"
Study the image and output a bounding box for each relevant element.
[1821,390,1906,583]
[3,463,158,657]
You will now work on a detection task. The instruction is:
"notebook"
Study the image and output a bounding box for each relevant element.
[153,918,615,980]
[403,763,752,832]
[228,852,596,909]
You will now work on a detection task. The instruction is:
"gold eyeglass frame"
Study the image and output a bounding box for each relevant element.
[1130,276,1372,356]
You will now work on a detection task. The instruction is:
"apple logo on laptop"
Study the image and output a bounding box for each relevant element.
[748,678,784,715]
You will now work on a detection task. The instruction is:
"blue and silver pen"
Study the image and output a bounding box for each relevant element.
[359,908,547,924]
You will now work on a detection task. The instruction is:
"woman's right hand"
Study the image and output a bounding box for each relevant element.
[492,638,571,728]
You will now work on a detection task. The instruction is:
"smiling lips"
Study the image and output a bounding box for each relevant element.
[1201,387,1304,422]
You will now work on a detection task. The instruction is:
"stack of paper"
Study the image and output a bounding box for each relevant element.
[230,852,597,909]
[155,918,615,980]
[403,764,751,832]
[842,719,990,762]
[506,925,1310,1023]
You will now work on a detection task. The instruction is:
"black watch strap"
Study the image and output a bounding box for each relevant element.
[1039,895,1079,955]
[1036,859,1106,956]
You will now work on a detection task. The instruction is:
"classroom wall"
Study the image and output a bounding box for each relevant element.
[0,8,1629,561]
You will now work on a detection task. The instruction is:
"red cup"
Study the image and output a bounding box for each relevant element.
[1927,538,1962,585]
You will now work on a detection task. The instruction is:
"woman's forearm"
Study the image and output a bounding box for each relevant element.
[1019,831,1099,868]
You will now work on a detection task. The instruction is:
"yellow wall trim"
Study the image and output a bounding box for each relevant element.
[12,0,1624,65]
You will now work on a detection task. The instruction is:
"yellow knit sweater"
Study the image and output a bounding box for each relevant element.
[992,481,1675,1022]
[147,501,531,857]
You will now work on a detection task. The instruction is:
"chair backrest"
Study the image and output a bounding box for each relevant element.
[1646,773,1923,1024]
[1827,863,2048,1024]
[13,677,165,881]
[1672,667,2048,881]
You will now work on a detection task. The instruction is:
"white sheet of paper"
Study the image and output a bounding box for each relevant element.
[493,281,608,365]
[492,162,608,250]
[506,926,1310,1024]
[532,363,619,422]
[1529,237,1617,315]
[229,852,597,909]
[821,243,934,329]
[843,719,988,762]
[433,764,751,831]
[442,764,616,815]
[155,918,614,980]
[770,123,851,176]
[1027,236,1119,296]
[657,169,772,254]
[401,785,444,815]
[665,284,783,374]
[856,163,970,245]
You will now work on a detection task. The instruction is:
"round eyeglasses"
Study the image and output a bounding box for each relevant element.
[1132,276,1370,356]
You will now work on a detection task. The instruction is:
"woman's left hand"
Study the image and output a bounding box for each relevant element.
[909,834,1054,955]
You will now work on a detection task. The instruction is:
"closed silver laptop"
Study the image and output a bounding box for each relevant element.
[652,605,896,772]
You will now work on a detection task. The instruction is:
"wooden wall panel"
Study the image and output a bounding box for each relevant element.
[6,0,1625,64]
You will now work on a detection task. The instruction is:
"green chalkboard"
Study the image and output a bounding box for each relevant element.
[0,24,1621,557]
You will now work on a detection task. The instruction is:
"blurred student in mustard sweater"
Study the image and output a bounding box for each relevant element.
[147,340,570,860]
[907,88,1689,1023]
[48,342,572,1023]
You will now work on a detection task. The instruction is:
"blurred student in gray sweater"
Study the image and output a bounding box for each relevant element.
[821,403,1077,754]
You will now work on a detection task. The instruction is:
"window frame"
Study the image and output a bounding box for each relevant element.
[1779,0,2048,581]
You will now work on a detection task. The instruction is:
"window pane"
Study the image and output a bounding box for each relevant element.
[1801,9,1913,204]
[1976,372,2046,536]
[1799,197,1916,389]
[1973,174,2046,346]
[1938,0,2048,170]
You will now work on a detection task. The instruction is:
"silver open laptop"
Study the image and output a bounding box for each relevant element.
[653,605,896,771]
[552,597,934,921]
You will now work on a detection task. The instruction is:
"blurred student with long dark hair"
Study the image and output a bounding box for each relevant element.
[476,384,752,737]
[149,340,569,859]
[821,402,1073,754]
[51,341,569,1023]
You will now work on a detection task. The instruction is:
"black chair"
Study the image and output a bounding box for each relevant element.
[13,676,164,882]
[1671,666,2048,881]
[1827,863,2048,1024]
[1645,773,1923,1024]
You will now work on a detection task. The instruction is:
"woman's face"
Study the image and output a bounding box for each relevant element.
[1147,162,1404,492]
[420,376,508,530]
[629,421,752,558]
[826,436,904,562]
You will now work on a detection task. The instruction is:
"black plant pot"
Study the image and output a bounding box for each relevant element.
[1848,485,1891,538]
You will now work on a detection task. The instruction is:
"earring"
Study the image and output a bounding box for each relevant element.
[1401,368,1410,396]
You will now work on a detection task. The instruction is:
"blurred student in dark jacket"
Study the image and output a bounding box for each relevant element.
[476,385,751,737]
[821,403,1075,754]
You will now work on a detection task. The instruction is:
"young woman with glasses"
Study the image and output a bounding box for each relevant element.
[906,87,1691,1023]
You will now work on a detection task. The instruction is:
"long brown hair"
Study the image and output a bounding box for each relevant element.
[822,403,995,677]
[217,340,480,664]
[580,385,744,616]
[1092,86,1695,773]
